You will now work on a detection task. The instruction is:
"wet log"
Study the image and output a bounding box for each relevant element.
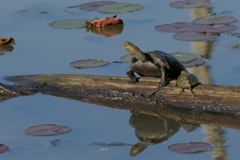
[3,74,240,129]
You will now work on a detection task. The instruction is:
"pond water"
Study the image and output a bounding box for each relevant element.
[0,0,240,159]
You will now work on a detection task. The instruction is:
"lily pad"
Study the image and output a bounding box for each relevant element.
[168,142,214,154]
[155,22,237,33]
[70,59,109,69]
[155,22,196,33]
[194,16,237,24]
[170,52,197,63]
[79,1,117,11]
[173,31,219,41]
[170,0,211,9]
[182,58,206,67]
[97,3,143,14]
[226,43,240,49]
[50,19,90,29]
[0,144,9,154]
[91,142,131,146]
[120,55,133,62]
[25,124,72,136]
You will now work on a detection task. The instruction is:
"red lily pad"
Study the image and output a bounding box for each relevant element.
[155,22,237,33]
[70,59,109,69]
[170,52,197,63]
[194,16,237,24]
[50,19,90,29]
[120,55,133,62]
[173,31,219,41]
[25,124,72,136]
[97,3,143,14]
[79,1,117,11]
[168,142,214,154]
[170,0,211,9]
[0,144,9,154]
[182,58,206,67]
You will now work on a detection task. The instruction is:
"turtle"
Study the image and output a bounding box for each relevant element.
[176,70,200,97]
[123,41,187,87]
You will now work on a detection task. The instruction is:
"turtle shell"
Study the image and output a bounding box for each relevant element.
[176,72,199,89]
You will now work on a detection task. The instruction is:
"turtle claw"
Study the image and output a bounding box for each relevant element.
[129,77,139,84]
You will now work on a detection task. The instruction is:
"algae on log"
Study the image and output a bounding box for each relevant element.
[3,74,240,129]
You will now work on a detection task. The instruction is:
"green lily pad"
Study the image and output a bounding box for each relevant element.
[226,43,240,49]
[194,16,237,24]
[182,58,206,67]
[120,54,133,62]
[50,19,90,29]
[155,22,237,33]
[170,0,211,9]
[173,31,219,41]
[168,142,214,154]
[170,52,197,63]
[70,59,109,69]
[97,3,143,14]
[79,1,117,11]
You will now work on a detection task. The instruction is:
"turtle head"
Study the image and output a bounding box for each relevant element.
[123,41,146,60]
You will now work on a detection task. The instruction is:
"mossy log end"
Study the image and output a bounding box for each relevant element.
[3,74,240,129]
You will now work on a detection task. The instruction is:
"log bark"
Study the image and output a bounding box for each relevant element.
[3,74,240,129]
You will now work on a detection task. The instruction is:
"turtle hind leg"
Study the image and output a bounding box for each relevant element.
[126,66,139,83]
[190,88,197,98]
[178,88,184,94]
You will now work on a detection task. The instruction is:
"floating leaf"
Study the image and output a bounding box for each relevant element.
[170,0,211,8]
[226,43,240,49]
[155,22,196,33]
[91,142,131,146]
[79,1,117,11]
[155,22,237,33]
[194,16,237,25]
[25,124,72,136]
[168,142,214,154]
[70,59,109,69]
[170,52,197,63]
[173,31,219,41]
[108,142,132,146]
[208,10,228,16]
[97,3,143,14]
[0,38,15,46]
[130,143,147,156]
[87,15,123,27]
[0,144,9,154]
[48,139,61,146]
[50,19,90,29]
[182,58,206,67]
[91,142,108,146]
[120,55,133,62]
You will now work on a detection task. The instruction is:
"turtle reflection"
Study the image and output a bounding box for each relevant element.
[129,112,200,156]
[129,112,180,144]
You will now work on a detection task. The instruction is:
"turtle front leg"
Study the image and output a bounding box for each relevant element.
[126,66,139,83]
[157,67,169,87]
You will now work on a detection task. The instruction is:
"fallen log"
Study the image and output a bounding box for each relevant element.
[3,74,240,129]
